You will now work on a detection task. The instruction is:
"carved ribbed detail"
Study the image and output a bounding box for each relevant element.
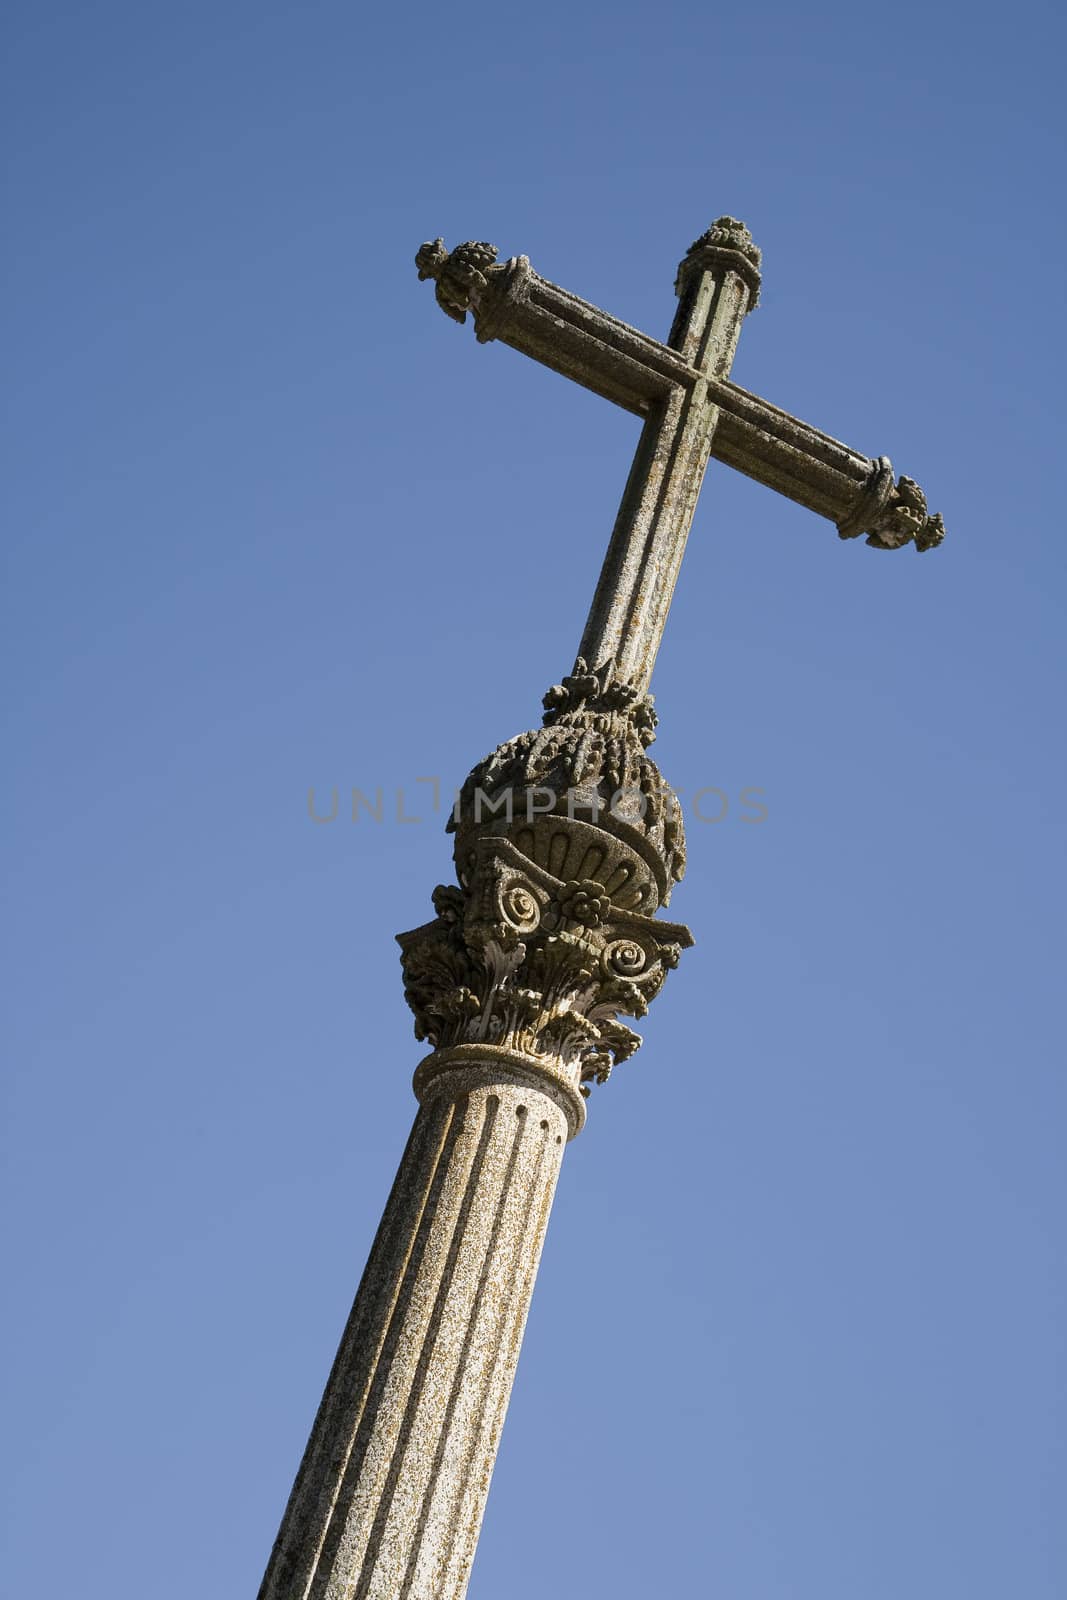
[436,1114,558,1596]
[399,1091,557,1600]
[416,230,946,559]
[259,1068,568,1600]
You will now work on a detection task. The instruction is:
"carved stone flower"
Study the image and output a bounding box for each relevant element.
[433,986,481,1024]
[431,883,465,924]
[556,879,611,927]
[415,238,449,282]
[868,476,932,550]
[542,657,601,714]
[659,942,681,971]
[915,512,945,553]
[687,216,761,269]
[630,698,658,748]
[417,239,500,325]
[601,679,640,712]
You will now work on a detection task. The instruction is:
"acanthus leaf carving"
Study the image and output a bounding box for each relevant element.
[415,238,502,325]
[397,836,692,1098]
[866,474,945,553]
[838,458,946,553]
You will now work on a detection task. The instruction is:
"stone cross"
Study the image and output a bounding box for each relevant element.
[417,219,943,692]
[258,220,944,1600]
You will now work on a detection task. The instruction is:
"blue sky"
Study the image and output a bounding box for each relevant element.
[3,2,1064,1595]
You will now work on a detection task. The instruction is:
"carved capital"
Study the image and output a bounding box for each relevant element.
[399,661,693,1108]
[837,456,946,552]
[398,835,692,1103]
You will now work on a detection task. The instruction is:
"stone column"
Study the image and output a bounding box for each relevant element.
[260,669,692,1600]
[258,1047,580,1600]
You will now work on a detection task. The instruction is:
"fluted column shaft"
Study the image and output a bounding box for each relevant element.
[259,1051,576,1600]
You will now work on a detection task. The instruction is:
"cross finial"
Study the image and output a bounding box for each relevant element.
[676,216,762,306]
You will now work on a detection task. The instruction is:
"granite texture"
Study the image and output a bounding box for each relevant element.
[418,220,945,694]
[259,218,945,1600]
[259,1055,571,1600]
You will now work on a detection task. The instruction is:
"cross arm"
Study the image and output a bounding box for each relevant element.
[708,378,944,551]
[416,237,688,415]
[416,237,945,553]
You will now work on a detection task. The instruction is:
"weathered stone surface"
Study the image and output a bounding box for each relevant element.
[260,218,946,1600]
[258,1060,572,1600]
[417,222,946,680]
[262,666,694,1600]
[451,656,687,904]
[401,660,694,1101]
[399,837,692,1098]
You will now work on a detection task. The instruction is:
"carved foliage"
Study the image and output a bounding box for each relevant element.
[839,460,946,553]
[450,658,687,896]
[398,836,692,1095]
[542,655,659,747]
[415,238,501,325]
[867,475,946,553]
[677,215,762,306]
[685,216,762,273]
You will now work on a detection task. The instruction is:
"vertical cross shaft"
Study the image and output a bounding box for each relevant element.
[578,219,760,690]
